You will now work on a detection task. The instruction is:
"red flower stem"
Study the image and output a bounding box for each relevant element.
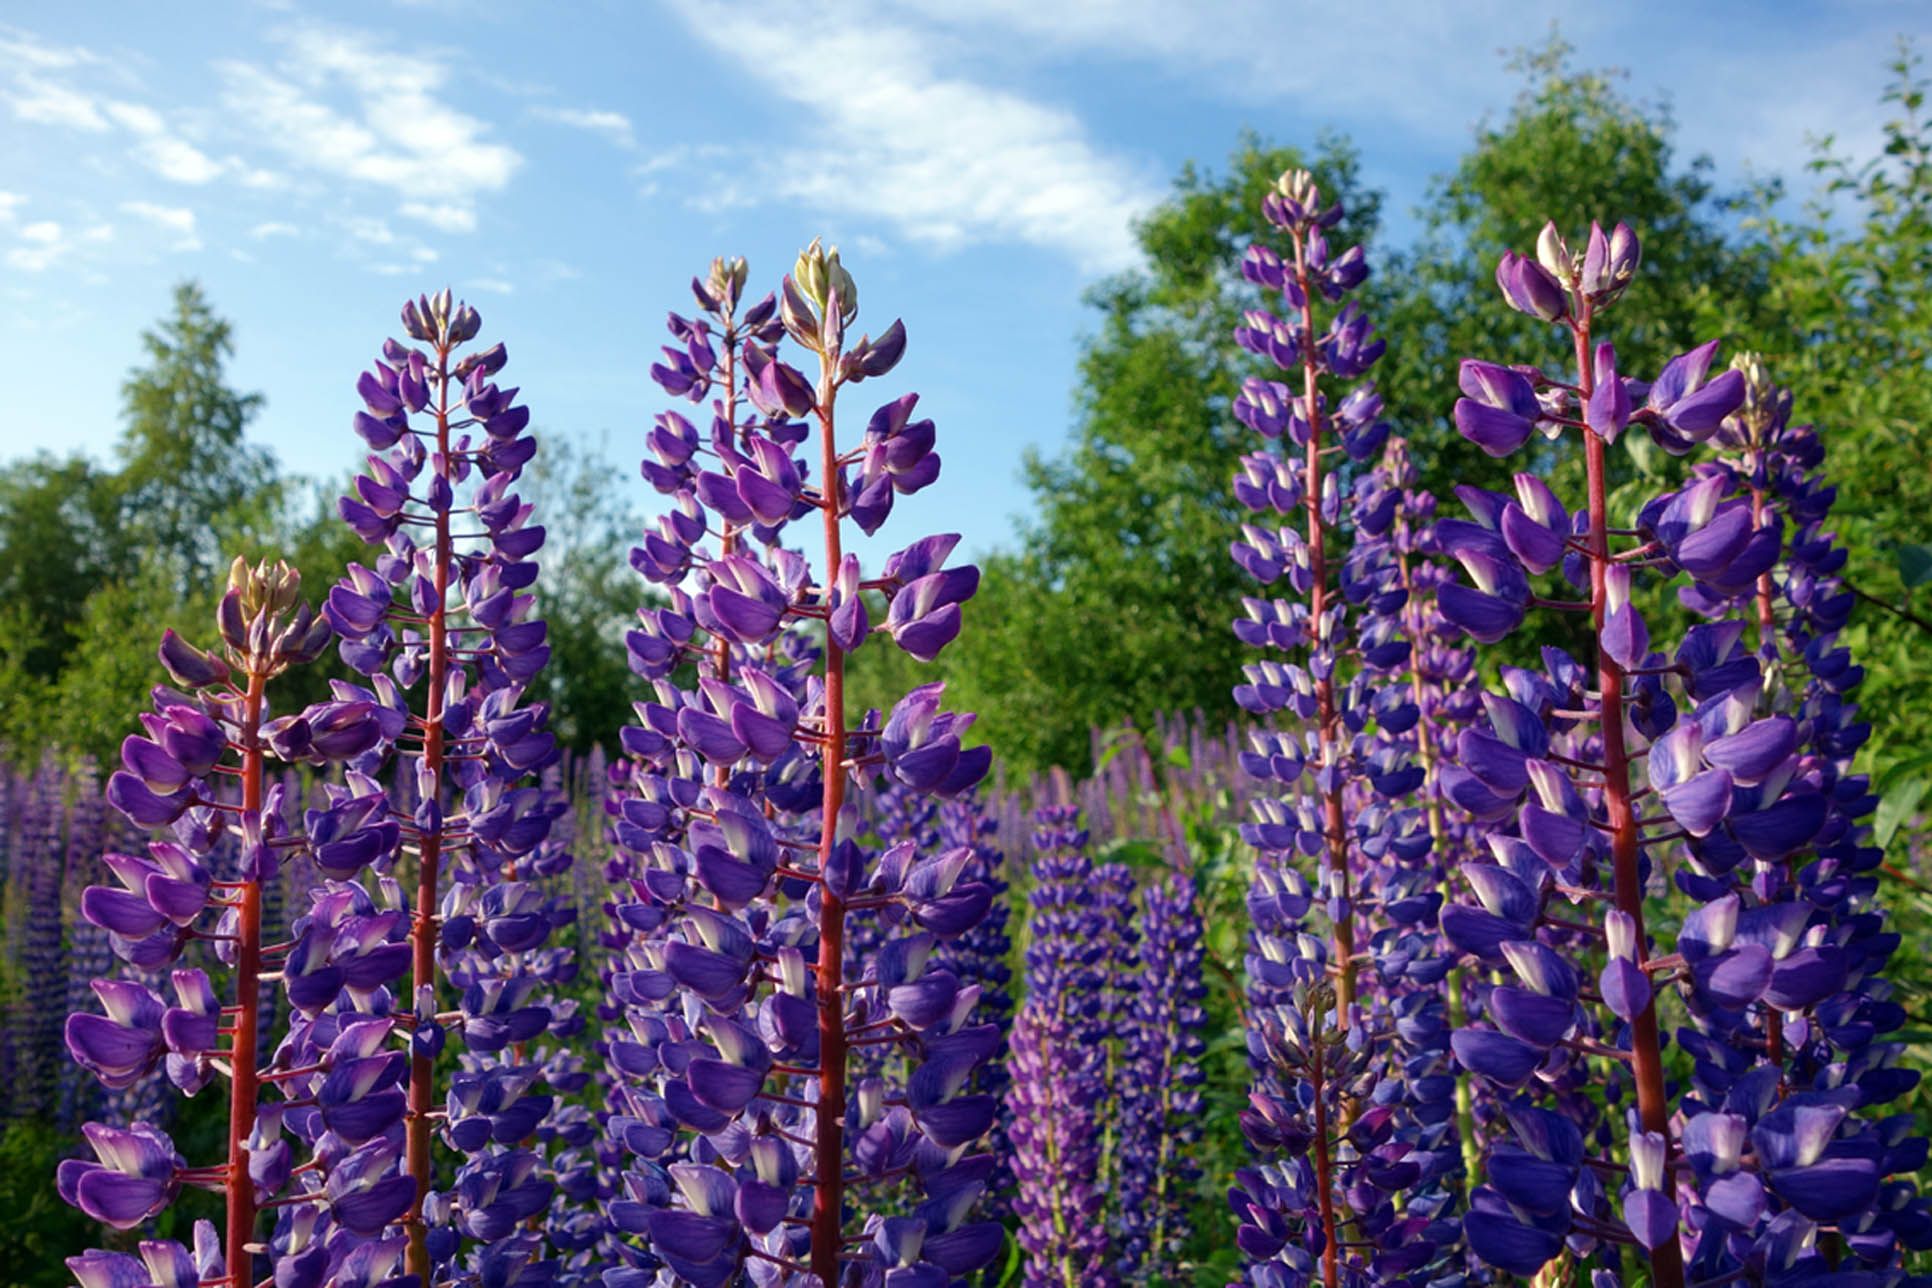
[713,323,740,777]
[809,336,849,1285]
[1745,473,1790,1084]
[403,336,453,1280]
[1309,1011,1341,1288]
[222,667,266,1288]
[1575,311,1686,1288]
[1289,230,1355,1044]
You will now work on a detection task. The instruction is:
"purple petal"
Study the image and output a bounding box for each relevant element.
[1451,1029,1543,1088]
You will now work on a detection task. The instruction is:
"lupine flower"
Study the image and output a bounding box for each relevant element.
[1438,221,1932,1284]
[1227,169,1462,1287]
[604,248,999,1285]
[1113,859,1208,1281]
[1007,806,1114,1286]
[326,290,569,1283]
[16,759,68,1122]
[61,557,394,1288]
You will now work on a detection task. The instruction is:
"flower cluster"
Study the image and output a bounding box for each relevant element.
[328,289,568,1284]
[1226,169,1462,1287]
[1438,221,1932,1283]
[1007,806,1114,1284]
[600,246,1000,1285]
[1113,856,1208,1281]
[62,557,397,1288]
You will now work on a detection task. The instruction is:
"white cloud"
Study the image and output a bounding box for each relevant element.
[665,1,1160,271]
[136,135,226,184]
[531,104,634,148]
[399,200,476,233]
[468,277,514,294]
[8,73,108,130]
[218,24,520,232]
[4,241,57,272]
[250,220,299,239]
[411,246,439,263]
[0,191,23,222]
[6,218,110,272]
[121,200,201,251]
[343,216,395,245]
[0,27,100,72]
[10,70,228,184]
[102,100,163,134]
[121,201,196,235]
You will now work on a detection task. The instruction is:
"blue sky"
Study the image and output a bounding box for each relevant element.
[2,1,1924,559]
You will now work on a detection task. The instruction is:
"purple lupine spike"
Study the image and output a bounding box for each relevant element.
[1227,168,1463,1286]
[1113,852,1207,1281]
[17,757,68,1122]
[604,248,999,1284]
[59,557,399,1288]
[1007,806,1115,1286]
[1438,224,1931,1285]
[1093,857,1138,1188]
[58,759,112,1131]
[328,291,567,1282]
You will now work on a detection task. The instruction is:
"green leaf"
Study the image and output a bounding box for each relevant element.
[1900,543,1932,588]
[1876,772,1930,850]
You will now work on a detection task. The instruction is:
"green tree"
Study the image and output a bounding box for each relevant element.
[0,284,335,763]
[522,434,648,751]
[1739,46,1932,778]
[0,453,120,683]
[112,281,275,586]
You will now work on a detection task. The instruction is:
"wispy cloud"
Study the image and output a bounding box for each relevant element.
[121,199,200,250]
[249,220,299,239]
[5,35,235,186]
[0,27,98,72]
[218,24,520,233]
[7,217,111,271]
[8,73,108,129]
[665,0,1161,272]
[341,215,395,245]
[531,103,634,148]
[400,200,477,233]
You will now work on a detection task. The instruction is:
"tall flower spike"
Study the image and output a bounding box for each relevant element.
[330,291,562,1281]
[64,558,394,1288]
[604,250,999,1285]
[1228,168,1463,1287]
[1440,222,1930,1284]
[1113,844,1208,1281]
[1006,806,1114,1286]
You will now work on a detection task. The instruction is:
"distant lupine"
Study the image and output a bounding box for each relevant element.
[1225,169,1461,1286]
[16,758,66,1122]
[327,288,563,1283]
[1114,858,1207,1281]
[603,247,999,1284]
[57,760,107,1131]
[1008,806,1112,1286]
[1437,221,1932,1282]
[61,557,394,1288]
